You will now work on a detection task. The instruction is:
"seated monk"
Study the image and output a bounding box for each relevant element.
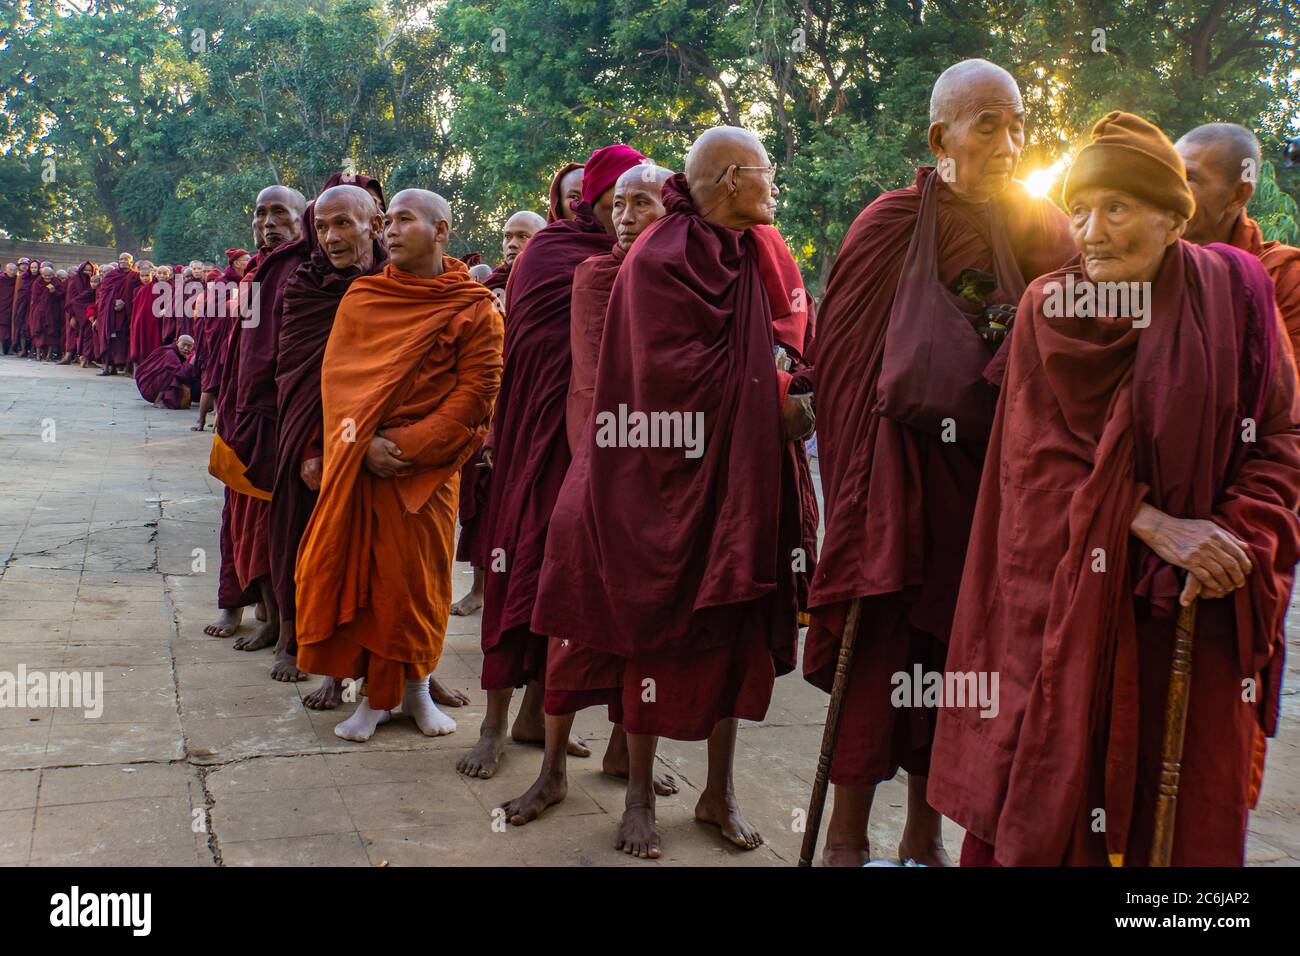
[136,335,199,409]
[499,164,682,827]
[928,111,1300,866]
[451,208,547,619]
[293,189,503,741]
[457,146,648,780]
[1176,123,1300,369]
[804,58,1076,866]
[530,127,817,858]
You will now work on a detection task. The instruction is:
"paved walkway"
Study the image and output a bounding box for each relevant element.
[0,357,1294,866]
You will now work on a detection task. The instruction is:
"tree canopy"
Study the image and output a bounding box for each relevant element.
[2,0,1297,282]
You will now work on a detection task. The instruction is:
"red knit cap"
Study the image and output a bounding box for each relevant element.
[581,144,649,207]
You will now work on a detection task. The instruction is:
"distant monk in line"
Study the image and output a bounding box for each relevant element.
[12,259,34,357]
[550,163,584,223]
[294,189,503,741]
[127,260,159,368]
[209,184,309,656]
[499,164,681,827]
[80,270,102,367]
[1176,123,1300,367]
[804,58,1076,866]
[59,261,96,366]
[530,127,817,858]
[136,335,198,409]
[192,248,250,433]
[452,207,547,618]
[32,263,63,362]
[0,262,17,355]
[457,145,647,780]
[97,253,138,376]
[929,111,1300,866]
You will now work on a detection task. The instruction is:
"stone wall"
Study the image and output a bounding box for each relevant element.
[0,239,148,271]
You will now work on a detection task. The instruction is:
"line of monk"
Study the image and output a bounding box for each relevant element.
[4,55,1296,866]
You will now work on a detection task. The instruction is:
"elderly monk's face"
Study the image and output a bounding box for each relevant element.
[501,216,540,264]
[176,337,195,358]
[614,177,668,251]
[1068,186,1185,286]
[41,267,54,279]
[4,264,15,277]
[929,76,1024,203]
[315,193,379,270]
[233,254,251,276]
[118,254,133,269]
[384,193,450,272]
[559,168,584,221]
[723,145,778,228]
[253,187,304,250]
[1177,140,1250,245]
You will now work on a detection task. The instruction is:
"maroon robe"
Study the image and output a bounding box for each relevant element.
[199,266,242,396]
[63,263,96,356]
[12,268,33,348]
[804,168,1076,787]
[129,277,163,364]
[271,235,386,621]
[0,272,15,351]
[531,174,813,739]
[25,273,47,346]
[103,270,140,365]
[136,342,199,408]
[478,207,615,689]
[930,241,1300,866]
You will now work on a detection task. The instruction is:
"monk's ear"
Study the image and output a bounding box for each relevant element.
[1229,177,1254,216]
[1166,213,1188,246]
[927,122,948,160]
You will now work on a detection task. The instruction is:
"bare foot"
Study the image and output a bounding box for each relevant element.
[304,676,344,710]
[695,790,762,850]
[232,620,276,651]
[271,650,307,682]
[190,422,206,432]
[428,675,469,707]
[822,842,870,867]
[614,803,661,859]
[203,607,244,637]
[449,590,483,616]
[511,713,591,757]
[602,748,678,796]
[898,834,951,867]
[456,726,507,778]
[500,771,567,826]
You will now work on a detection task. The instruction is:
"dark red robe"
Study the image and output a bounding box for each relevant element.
[107,271,141,366]
[270,236,386,622]
[63,263,96,356]
[12,269,33,348]
[477,208,615,689]
[803,168,1075,787]
[129,278,162,363]
[136,342,199,408]
[0,272,15,351]
[531,174,814,739]
[930,241,1300,866]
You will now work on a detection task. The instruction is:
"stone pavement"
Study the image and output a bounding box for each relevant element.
[0,357,1295,866]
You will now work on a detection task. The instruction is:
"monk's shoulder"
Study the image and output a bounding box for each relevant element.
[1260,240,1300,286]
[572,251,620,293]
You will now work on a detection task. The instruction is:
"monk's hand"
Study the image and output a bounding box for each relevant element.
[300,456,323,491]
[114,299,124,309]
[1130,503,1253,604]
[478,448,493,470]
[781,392,816,443]
[364,435,411,478]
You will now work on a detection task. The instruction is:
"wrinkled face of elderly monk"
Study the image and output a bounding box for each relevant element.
[927,60,1025,204]
[1067,186,1185,287]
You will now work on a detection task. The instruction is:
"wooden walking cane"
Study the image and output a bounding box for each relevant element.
[1148,589,1199,867]
[798,597,863,867]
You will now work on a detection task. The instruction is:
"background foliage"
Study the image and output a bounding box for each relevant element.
[2,0,1297,282]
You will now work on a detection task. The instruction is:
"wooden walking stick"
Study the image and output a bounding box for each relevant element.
[1149,590,1199,867]
[799,597,863,867]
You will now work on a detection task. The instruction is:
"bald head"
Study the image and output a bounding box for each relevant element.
[253,184,307,250]
[501,210,546,264]
[469,263,495,283]
[176,334,196,358]
[315,184,384,272]
[685,127,775,229]
[927,59,1024,202]
[613,165,674,250]
[1177,124,1261,245]
[385,188,453,277]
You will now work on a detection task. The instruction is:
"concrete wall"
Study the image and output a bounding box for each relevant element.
[0,239,148,271]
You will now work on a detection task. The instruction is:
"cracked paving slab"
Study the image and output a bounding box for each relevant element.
[1,358,1297,867]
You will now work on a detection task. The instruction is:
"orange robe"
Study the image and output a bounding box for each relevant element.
[1230,213,1300,372]
[294,260,503,711]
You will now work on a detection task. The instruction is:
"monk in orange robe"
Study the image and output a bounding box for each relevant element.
[294,189,503,741]
[1177,123,1300,368]
[1176,123,1300,812]
[929,111,1300,867]
[804,59,1076,866]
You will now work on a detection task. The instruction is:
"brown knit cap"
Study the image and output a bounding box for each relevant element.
[1062,111,1194,220]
